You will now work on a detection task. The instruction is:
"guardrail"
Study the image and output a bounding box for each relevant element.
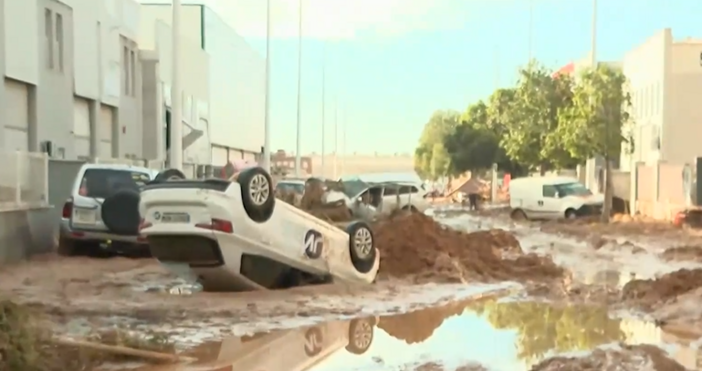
[0,150,49,210]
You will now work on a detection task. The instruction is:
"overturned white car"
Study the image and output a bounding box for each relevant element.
[117,167,379,291]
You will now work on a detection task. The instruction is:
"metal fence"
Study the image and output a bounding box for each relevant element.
[0,150,49,210]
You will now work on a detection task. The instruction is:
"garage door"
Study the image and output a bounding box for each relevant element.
[211,146,228,166]
[4,79,29,151]
[73,97,90,159]
[99,105,114,158]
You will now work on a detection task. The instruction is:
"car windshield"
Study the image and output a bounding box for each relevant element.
[341,179,370,198]
[79,169,151,198]
[554,182,591,197]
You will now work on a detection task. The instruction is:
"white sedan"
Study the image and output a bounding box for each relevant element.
[136,167,379,292]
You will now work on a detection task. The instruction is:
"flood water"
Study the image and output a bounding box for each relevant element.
[116,295,701,371]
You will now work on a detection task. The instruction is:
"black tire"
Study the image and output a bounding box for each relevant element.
[237,167,275,223]
[401,205,419,212]
[510,209,527,221]
[101,190,141,235]
[154,168,186,182]
[345,318,375,355]
[565,208,578,219]
[57,236,77,256]
[346,221,376,274]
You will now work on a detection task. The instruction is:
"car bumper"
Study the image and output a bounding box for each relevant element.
[60,218,146,249]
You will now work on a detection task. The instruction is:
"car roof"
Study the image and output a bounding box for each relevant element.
[278,179,305,185]
[511,176,578,186]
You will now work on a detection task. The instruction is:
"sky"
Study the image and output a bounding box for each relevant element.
[202,0,702,155]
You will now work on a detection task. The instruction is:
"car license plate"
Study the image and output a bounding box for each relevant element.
[161,212,190,223]
[74,208,96,224]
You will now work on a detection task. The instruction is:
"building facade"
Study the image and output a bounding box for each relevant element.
[139,2,266,165]
[620,28,702,170]
[2,0,148,160]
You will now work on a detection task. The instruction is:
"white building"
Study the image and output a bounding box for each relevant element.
[2,0,146,159]
[139,2,266,165]
[620,28,702,170]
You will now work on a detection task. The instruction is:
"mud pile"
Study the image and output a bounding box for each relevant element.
[373,213,564,283]
[660,246,702,262]
[530,344,685,371]
[622,268,702,305]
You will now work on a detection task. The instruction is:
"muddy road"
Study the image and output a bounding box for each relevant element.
[4,206,702,370]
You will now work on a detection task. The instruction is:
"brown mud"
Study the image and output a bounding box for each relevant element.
[374,212,564,284]
[530,344,686,371]
[621,268,702,306]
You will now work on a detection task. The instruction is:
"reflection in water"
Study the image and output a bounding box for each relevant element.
[467,300,624,365]
[127,298,642,371]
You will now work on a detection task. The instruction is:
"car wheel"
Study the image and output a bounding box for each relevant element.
[401,205,418,212]
[565,208,577,219]
[101,190,141,235]
[345,318,375,355]
[154,168,186,182]
[510,209,527,221]
[346,221,376,274]
[237,167,275,223]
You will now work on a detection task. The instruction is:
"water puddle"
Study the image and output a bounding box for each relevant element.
[107,296,702,371]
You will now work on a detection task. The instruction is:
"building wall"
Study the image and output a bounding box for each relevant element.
[2,0,144,160]
[139,3,265,156]
[620,29,669,171]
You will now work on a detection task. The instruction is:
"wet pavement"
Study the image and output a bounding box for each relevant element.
[106,296,702,371]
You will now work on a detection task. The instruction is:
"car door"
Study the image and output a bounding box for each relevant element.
[539,184,562,219]
[382,185,400,213]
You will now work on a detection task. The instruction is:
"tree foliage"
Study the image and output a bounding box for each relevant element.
[413,61,631,185]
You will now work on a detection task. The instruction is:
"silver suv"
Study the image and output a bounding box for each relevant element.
[58,163,163,256]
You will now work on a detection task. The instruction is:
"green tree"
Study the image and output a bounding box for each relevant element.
[557,64,633,221]
[414,110,460,179]
[430,143,450,179]
[443,102,501,174]
[499,62,581,173]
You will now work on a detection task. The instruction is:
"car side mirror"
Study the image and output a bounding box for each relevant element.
[554,192,560,198]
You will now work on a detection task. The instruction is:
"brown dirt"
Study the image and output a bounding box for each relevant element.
[621,268,702,305]
[660,245,702,262]
[374,212,564,283]
[530,344,686,371]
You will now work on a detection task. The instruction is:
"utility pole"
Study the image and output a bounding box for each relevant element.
[321,42,326,178]
[294,0,303,177]
[168,0,183,170]
[262,0,272,172]
[528,0,534,63]
[333,96,338,179]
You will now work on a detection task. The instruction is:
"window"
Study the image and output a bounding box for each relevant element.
[79,169,151,198]
[383,186,398,196]
[44,9,53,68]
[123,46,130,94]
[56,13,63,71]
[398,186,419,194]
[554,182,591,197]
[129,50,136,96]
[542,185,557,198]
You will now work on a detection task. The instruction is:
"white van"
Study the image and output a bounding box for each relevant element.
[508,177,604,220]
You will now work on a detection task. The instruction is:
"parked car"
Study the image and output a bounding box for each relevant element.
[135,167,379,292]
[341,179,429,218]
[275,179,306,195]
[509,176,603,220]
[57,164,183,256]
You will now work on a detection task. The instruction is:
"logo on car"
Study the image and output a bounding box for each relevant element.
[304,230,323,259]
[153,211,161,220]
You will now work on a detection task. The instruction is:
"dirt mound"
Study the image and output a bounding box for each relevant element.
[530,344,685,371]
[621,268,702,305]
[373,213,563,283]
[660,246,702,262]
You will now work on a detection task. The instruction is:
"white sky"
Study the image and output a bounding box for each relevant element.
[202,0,467,39]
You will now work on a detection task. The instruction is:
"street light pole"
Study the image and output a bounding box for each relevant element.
[333,96,338,179]
[590,0,597,67]
[294,0,303,177]
[320,42,326,178]
[169,0,183,170]
[262,0,272,172]
[528,0,534,63]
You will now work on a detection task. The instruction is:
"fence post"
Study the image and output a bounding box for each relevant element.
[630,162,641,215]
[490,163,498,203]
[42,152,49,203]
[14,151,22,205]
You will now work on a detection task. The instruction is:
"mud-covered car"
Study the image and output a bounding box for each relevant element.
[57,163,183,256]
[130,167,379,292]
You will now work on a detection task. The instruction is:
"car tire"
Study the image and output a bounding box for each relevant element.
[237,167,275,223]
[57,236,77,256]
[101,190,141,235]
[510,209,527,221]
[346,221,376,274]
[154,168,186,182]
[345,318,375,355]
[402,205,418,212]
[565,208,578,219]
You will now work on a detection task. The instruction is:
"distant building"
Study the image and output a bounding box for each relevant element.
[620,28,702,170]
[271,150,312,176]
